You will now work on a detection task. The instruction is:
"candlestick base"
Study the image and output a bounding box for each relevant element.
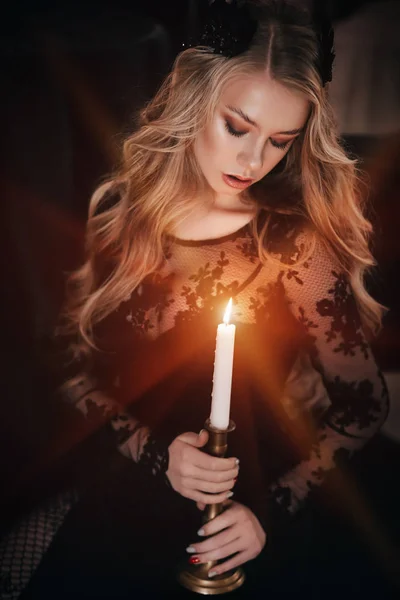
[177,419,245,595]
[177,562,245,596]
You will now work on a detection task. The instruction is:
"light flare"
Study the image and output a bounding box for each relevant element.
[223,298,233,325]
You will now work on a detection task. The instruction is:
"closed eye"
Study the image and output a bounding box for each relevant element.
[225,120,246,137]
[270,139,290,150]
[225,120,292,151]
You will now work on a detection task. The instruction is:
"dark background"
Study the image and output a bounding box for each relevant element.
[0,1,399,581]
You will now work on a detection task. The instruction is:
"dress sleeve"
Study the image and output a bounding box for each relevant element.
[58,342,170,480]
[56,184,170,481]
[258,230,389,525]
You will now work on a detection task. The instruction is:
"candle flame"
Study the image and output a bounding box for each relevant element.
[223,298,233,325]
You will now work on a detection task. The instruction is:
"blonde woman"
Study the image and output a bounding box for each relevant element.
[21,1,389,598]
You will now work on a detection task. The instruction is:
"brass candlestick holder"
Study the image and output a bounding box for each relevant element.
[177,418,245,595]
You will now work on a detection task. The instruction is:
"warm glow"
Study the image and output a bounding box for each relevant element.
[223,298,233,325]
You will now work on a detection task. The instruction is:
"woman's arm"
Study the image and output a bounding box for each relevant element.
[56,182,166,472]
[53,300,169,477]
[60,362,239,502]
[258,230,390,525]
[62,370,153,461]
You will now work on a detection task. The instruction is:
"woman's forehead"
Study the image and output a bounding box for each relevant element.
[219,74,310,132]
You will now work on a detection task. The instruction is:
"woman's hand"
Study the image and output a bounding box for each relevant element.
[166,430,239,504]
[186,501,266,577]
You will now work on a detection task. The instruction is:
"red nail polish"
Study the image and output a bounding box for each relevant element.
[189,556,201,565]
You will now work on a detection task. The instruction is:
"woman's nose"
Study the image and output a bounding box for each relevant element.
[237,147,263,175]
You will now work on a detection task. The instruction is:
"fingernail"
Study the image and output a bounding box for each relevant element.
[198,429,205,436]
[189,556,200,565]
[208,571,217,578]
[226,491,234,498]
[235,458,240,465]
[234,477,238,482]
[186,546,196,553]
[197,528,205,536]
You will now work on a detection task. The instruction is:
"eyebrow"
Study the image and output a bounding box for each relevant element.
[225,105,304,135]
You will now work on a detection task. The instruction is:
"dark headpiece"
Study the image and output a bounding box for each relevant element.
[182,0,335,87]
[312,1,335,85]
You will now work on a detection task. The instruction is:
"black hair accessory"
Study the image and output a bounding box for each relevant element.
[312,1,336,85]
[182,0,335,87]
[183,0,257,58]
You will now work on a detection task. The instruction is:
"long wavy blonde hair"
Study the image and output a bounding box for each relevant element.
[61,0,384,358]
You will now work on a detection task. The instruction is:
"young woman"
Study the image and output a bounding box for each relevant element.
[21,1,389,597]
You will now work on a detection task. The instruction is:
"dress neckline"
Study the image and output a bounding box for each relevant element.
[168,219,254,248]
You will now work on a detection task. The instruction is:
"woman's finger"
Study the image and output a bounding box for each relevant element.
[208,550,251,578]
[197,504,237,535]
[188,526,239,555]
[189,464,239,483]
[185,488,234,505]
[189,538,243,565]
[191,450,239,472]
[196,498,231,511]
[184,477,235,494]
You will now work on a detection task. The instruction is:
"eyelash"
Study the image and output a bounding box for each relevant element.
[224,120,290,151]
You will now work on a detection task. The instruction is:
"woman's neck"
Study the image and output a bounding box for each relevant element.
[172,196,256,242]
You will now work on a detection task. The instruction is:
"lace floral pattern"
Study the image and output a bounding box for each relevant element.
[255,233,390,519]
[63,214,388,521]
[316,271,370,358]
[136,434,171,484]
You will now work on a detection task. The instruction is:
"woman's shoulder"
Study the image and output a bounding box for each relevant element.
[267,214,342,278]
[259,210,316,265]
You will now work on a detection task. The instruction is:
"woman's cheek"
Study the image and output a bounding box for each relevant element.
[209,127,227,160]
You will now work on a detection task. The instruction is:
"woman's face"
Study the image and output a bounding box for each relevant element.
[193,73,310,197]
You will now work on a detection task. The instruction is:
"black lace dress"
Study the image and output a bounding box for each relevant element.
[20,210,389,599]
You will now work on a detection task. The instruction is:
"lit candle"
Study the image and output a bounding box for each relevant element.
[209,298,236,430]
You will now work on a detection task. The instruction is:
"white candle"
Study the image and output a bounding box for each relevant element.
[210,298,236,430]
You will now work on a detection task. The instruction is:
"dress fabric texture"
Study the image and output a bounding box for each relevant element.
[20,190,389,598]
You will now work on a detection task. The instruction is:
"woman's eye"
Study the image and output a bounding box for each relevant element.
[270,139,290,150]
[224,120,292,149]
[225,120,246,138]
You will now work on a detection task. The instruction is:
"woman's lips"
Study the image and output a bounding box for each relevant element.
[222,173,254,189]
